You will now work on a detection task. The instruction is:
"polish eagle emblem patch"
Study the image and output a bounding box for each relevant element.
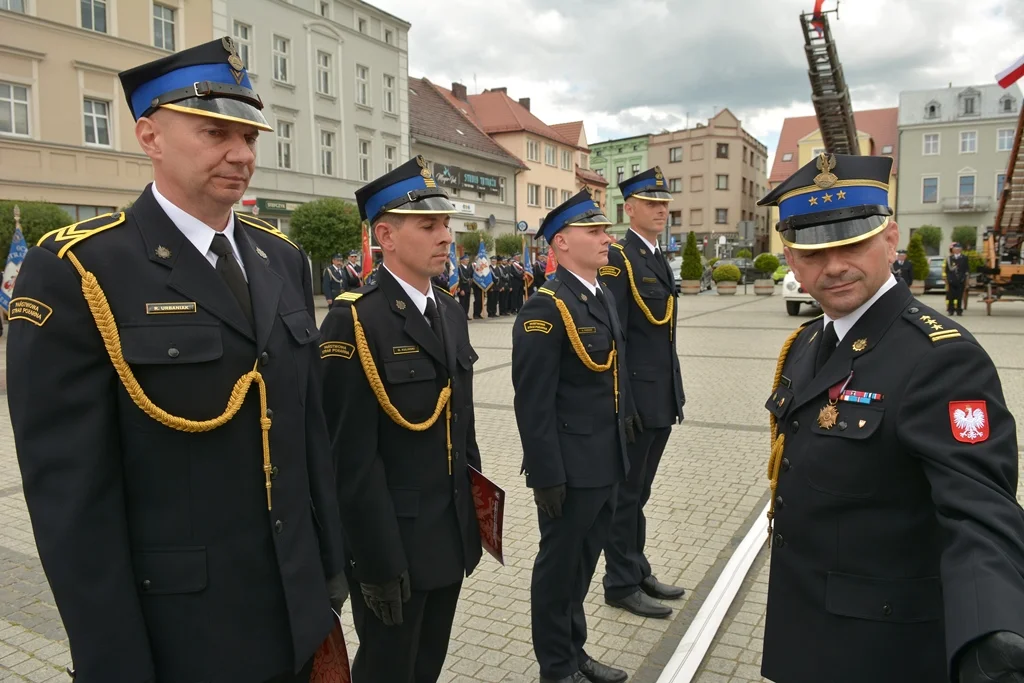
[949,401,989,444]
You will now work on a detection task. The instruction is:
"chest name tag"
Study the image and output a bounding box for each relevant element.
[146,302,197,315]
[392,345,419,355]
[642,276,658,283]
[577,326,597,335]
[8,297,53,326]
[320,341,355,359]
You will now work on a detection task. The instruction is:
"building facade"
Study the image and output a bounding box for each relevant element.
[408,77,523,242]
[551,121,608,215]
[768,107,899,254]
[217,0,410,232]
[0,0,213,219]
[588,135,649,237]
[647,110,770,256]
[895,83,1021,251]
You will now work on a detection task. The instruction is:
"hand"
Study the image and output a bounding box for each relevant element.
[326,573,349,613]
[359,570,412,626]
[625,413,644,444]
[534,484,566,519]
[959,631,1024,683]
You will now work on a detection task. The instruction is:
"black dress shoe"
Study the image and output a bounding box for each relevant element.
[580,657,628,683]
[605,589,671,618]
[641,574,686,600]
[540,672,588,683]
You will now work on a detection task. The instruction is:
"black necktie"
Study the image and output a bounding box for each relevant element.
[424,297,444,347]
[656,248,673,282]
[210,234,254,329]
[814,321,838,375]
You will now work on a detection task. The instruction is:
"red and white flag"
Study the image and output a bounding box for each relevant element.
[996,53,1024,89]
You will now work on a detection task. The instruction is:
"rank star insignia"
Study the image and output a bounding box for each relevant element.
[396,300,407,310]
[155,245,172,259]
[808,196,819,206]
[822,193,833,203]
[837,190,847,199]
[852,338,867,352]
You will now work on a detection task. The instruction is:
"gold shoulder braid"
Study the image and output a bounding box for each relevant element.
[348,304,455,475]
[613,244,674,329]
[765,326,803,544]
[539,288,619,413]
[64,251,277,510]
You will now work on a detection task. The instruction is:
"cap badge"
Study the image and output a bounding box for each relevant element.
[814,152,838,189]
[228,53,245,72]
[415,155,428,170]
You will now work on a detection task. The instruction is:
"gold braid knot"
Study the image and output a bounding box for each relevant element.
[65,252,276,510]
[619,255,674,326]
[766,326,803,544]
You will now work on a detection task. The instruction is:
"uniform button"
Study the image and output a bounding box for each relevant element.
[774,533,785,547]
[908,307,920,314]
[782,458,791,471]
[790,420,799,431]
[260,352,270,366]
[141,579,151,591]
[271,466,279,479]
[839,421,848,430]
[882,603,892,616]
[409,369,416,377]
[274,520,283,533]
[167,347,180,358]
[453,412,458,423]
[775,495,784,508]
[266,408,273,419]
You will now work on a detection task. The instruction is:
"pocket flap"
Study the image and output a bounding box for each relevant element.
[580,334,610,353]
[825,572,941,623]
[557,414,593,435]
[120,323,223,365]
[390,488,419,518]
[811,404,884,439]
[383,358,438,384]
[133,547,208,595]
[282,309,320,345]
[457,343,479,370]
[765,387,794,418]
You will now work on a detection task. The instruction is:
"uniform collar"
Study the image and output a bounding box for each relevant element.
[823,274,897,342]
[628,228,660,254]
[382,263,435,315]
[152,182,242,266]
[563,266,599,295]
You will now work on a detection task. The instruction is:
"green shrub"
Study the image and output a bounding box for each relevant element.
[0,201,73,256]
[495,233,522,258]
[753,252,780,276]
[456,230,493,257]
[914,225,942,253]
[907,233,930,281]
[708,257,720,267]
[735,248,752,259]
[951,225,978,251]
[965,249,985,273]
[289,198,361,260]
[680,231,704,280]
[713,263,741,283]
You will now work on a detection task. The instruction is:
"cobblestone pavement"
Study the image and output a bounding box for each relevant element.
[1,290,1022,682]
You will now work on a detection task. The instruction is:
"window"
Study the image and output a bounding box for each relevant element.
[383,27,394,45]
[616,166,624,184]
[526,139,539,162]
[691,143,704,161]
[273,35,290,82]
[716,174,728,190]
[0,82,30,136]
[83,98,110,146]
[561,190,571,203]
[669,147,683,163]
[961,96,977,116]
[233,21,252,70]
[998,128,1014,152]
[580,153,589,169]
[925,102,940,119]
[357,16,368,34]
[499,177,506,204]
[631,163,640,177]
[689,208,703,225]
[56,204,116,222]
[959,175,975,198]
[715,208,728,224]
[716,143,729,159]
[276,120,292,169]
[922,176,938,204]
[544,187,557,209]
[668,178,682,193]
[320,130,336,176]
[357,139,370,181]
[1001,95,1017,114]
[690,175,703,192]
[527,184,540,206]
[383,144,396,173]
[881,145,893,154]
[355,65,369,106]
[81,0,107,32]
[960,131,977,153]
[616,204,624,224]
[594,167,604,177]
[997,173,1006,198]
[561,150,572,171]
[382,74,395,113]
[782,152,793,161]
[811,147,825,157]
[0,0,25,11]
[316,51,332,95]
[545,144,556,166]
[923,133,939,155]
[318,1,330,17]
[153,4,175,51]
[669,210,681,227]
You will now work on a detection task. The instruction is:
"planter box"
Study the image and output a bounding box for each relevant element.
[754,279,775,295]
[909,283,925,296]
[680,280,701,295]
[716,281,738,295]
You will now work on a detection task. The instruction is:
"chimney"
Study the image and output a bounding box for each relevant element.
[491,87,508,94]
[518,97,531,111]
[451,82,468,102]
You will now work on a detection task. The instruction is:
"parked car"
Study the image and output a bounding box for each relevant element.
[924,256,945,292]
[669,255,714,293]
[782,270,818,315]
[715,258,760,285]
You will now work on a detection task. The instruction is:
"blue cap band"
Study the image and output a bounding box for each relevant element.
[779,185,888,222]
[131,62,253,119]
[541,202,598,241]
[364,175,430,224]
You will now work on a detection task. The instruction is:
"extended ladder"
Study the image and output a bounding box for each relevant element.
[800,9,859,155]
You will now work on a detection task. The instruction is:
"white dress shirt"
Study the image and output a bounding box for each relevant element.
[823,274,898,342]
[383,264,436,316]
[152,183,247,280]
[629,228,660,254]
[563,267,599,296]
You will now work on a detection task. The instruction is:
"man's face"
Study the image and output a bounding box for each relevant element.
[624,197,668,232]
[897,253,906,262]
[952,247,962,256]
[348,255,358,264]
[375,213,452,279]
[555,224,614,271]
[785,222,899,319]
[333,258,343,267]
[139,109,258,209]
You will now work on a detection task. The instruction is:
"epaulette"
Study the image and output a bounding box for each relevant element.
[902,305,965,345]
[537,278,562,297]
[37,212,126,259]
[237,214,299,249]
[333,285,377,307]
[611,242,625,251]
[432,284,455,298]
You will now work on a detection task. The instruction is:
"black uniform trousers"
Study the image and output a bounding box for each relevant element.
[458,289,470,317]
[350,579,463,683]
[473,286,485,319]
[533,485,616,680]
[486,288,498,318]
[603,426,671,599]
[947,279,967,313]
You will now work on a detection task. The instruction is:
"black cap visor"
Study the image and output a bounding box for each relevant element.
[631,190,673,202]
[160,97,271,131]
[567,210,612,227]
[780,215,891,250]
[386,195,457,216]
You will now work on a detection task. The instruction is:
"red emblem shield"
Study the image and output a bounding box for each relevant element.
[948,401,989,444]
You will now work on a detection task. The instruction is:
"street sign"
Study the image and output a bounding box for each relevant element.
[516,220,528,232]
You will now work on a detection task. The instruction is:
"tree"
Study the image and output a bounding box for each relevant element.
[753,252,780,276]
[495,233,522,258]
[288,198,362,261]
[906,233,930,281]
[456,230,493,257]
[0,201,72,256]
[951,225,978,250]
[680,231,704,280]
[735,248,753,259]
[914,225,942,254]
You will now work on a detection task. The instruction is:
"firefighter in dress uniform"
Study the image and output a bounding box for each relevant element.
[322,252,346,306]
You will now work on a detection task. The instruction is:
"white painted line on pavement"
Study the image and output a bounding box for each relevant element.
[655,501,770,683]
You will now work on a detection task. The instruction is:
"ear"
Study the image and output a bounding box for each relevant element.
[135,117,161,160]
[883,220,900,263]
[373,220,397,252]
[623,200,635,218]
[783,246,801,281]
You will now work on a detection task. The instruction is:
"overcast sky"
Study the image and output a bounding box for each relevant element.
[370,0,1024,174]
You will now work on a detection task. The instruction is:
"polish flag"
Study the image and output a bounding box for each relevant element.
[996,53,1024,89]
[811,0,826,36]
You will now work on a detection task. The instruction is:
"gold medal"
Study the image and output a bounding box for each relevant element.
[818,402,838,429]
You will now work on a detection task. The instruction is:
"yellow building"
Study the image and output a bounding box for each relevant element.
[767,108,899,254]
[0,0,212,220]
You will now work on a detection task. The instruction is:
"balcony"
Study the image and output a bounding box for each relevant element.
[940,195,993,213]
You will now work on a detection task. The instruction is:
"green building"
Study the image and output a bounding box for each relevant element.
[588,135,649,237]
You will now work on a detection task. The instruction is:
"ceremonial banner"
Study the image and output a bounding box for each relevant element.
[544,246,557,280]
[360,224,373,282]
[997,53,1024,89]
[1,224,27,313]
[472,239,493,291]
[521,237,533,299]
[447,242,459,296]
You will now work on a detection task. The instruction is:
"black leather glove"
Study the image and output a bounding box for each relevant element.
[359,570,412,626]
[625,413,644,444]
[959,631,1024,682]
[326,573,349,614]
[534,484,566,519]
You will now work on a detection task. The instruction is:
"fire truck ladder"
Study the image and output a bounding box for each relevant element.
[800,8,859,155]
[982,101,1024,314]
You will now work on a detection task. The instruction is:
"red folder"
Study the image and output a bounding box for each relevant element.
[469,466,505,565]
[310,611,351,683]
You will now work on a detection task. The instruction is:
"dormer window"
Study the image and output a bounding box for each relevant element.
[925,101,940,119]
[1000,95,1017,114]
[958,88,980,116]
